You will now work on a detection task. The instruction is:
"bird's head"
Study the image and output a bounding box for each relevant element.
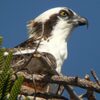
[27,7,88,40]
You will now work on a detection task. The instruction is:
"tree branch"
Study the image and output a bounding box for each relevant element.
[15,72,100,93]
[46,75,100,93]
[91,69,100,86]
[12,71,100,100]
[21,92,68,100]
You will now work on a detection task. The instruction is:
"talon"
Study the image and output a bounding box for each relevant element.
[33,74,45,80]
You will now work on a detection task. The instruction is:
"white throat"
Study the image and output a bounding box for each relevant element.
[38,24,72,73]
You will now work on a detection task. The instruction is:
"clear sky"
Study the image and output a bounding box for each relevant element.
[0,0,100,99]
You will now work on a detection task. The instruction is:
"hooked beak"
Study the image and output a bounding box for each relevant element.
[68,16,88,28]
[77,17,88,28]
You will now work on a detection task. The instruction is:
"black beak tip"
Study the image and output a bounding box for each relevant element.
[78,17,88,28]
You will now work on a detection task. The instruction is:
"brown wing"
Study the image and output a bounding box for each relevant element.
[15,37,37,49]
[12,52,58,76]
[10,52,58,95]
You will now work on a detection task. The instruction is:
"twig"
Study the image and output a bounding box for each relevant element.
[38,75,100,93]
[84,74,96,100]
[91,69,100,86]
[21,92,68,100]
[12,72,100,99]
[13,72,100,93]
[56,85,65,95]
[65,85,82,100]
[34,23,44,53]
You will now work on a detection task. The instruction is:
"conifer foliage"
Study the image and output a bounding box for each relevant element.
[0,37,24,100]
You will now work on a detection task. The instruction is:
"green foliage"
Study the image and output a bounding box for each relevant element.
[0,36,3,46]
[8,76,24,100]
[0,49,4,70]
[0,37,24,100]
[0,38,12,100]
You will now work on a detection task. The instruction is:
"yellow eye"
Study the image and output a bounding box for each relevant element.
[59,10,68,17]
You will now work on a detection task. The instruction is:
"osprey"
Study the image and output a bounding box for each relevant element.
[5,7,88,93]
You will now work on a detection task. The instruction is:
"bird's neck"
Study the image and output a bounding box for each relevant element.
[38,28,72,73]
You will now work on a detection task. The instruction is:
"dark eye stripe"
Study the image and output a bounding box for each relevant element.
[28,14,59,39]
[68,9,74,17]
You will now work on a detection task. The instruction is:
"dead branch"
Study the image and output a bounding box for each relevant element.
[34,75,100,93]
[12,70,100,100]
[91,69,100,86]
[65,85,82,100]
[21,92,68,100]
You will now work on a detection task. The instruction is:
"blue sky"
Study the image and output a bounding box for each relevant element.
[0,0,100,99]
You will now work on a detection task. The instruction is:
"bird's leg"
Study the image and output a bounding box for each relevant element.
[32,74,45,80]
[32,74,37,100]
[55,74,65,95]
[32,74,45,100]
[56,85,65,95]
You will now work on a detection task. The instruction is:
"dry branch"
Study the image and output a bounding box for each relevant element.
[12,70,100,100]
[35,75,100,93]
[12,72,100,93]
[91,69,100,86]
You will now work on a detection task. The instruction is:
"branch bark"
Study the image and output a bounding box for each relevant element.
[46,75,100,93]
[12,71,100,100]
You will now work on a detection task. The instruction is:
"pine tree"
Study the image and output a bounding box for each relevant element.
[0,36,24,100]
